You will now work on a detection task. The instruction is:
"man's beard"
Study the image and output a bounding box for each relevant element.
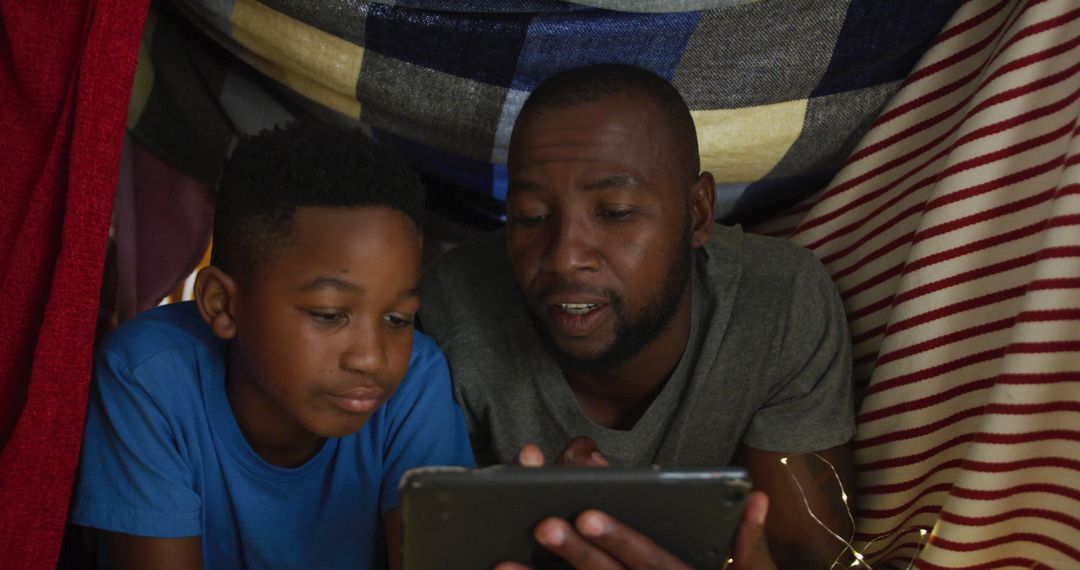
[534,227,694,374]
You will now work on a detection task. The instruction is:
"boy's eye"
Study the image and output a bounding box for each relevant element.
[309,311,347,325]
[384,313,414,328]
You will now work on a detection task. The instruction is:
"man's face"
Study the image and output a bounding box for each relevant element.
[506,93,695,371]
[228,206,422,443]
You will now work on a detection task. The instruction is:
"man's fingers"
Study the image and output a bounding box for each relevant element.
[492,563,531,570]
[573,510,691,570]
[515,443,545,467]
[534,517,624,570]
[730,491,777,570]
[555,436,609,466]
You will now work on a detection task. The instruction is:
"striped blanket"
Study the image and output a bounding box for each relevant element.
[756,0,1080,566]
[124,0,1080,566]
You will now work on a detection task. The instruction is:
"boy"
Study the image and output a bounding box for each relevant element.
[71,122,474,569]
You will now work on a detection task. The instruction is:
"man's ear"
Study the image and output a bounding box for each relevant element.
[194,266,240,340]
[689,171,716,248]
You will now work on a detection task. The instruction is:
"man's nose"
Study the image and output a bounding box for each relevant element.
[340,321,386,375]
[540,214,599,275]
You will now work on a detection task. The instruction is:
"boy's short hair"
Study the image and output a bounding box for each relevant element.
[211,121,425,282]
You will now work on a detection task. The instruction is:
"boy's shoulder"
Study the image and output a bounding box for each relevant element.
[98,302,220,370]
[405,329,450,375]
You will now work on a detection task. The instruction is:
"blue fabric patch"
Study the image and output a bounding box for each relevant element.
[812,0,962,97]
[376,128,495,197]
[365,5,534,87]
[510,10,701,92]
[727,170,836,224]
[492,163,509,202]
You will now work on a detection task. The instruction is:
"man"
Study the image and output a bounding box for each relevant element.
[421,65,855,568]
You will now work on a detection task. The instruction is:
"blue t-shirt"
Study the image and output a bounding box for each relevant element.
[71,302,475,569]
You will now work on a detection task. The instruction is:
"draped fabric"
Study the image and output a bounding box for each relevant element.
[131,0,959,223]
[0,1,150,566]
[756,0,1080,566]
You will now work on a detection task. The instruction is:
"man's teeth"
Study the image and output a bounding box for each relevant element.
[559,303,598,315]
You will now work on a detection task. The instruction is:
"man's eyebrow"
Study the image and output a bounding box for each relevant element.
[300,276,364,294]
[582,175,642,191]
[508,175,642,193]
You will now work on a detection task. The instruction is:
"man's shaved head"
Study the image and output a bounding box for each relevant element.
[517,64,700,181]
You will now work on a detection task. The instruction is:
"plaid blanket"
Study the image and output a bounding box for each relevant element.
[128,0,960,226]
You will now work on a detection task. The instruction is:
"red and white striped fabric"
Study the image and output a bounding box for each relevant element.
[757,0,1080,566]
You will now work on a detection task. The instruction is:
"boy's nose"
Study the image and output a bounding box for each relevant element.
[340,325,386,375]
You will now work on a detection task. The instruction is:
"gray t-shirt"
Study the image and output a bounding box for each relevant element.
[420,225,854,467]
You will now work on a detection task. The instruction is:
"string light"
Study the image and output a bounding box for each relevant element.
[779,455,938,568]
[778,456,871,569]
[857,524,932,567]
[903,528,930,570]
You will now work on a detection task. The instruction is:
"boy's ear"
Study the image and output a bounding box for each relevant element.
[689,171,716,248]
[194,266,240,340]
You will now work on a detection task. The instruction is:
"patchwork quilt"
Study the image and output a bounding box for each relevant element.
[128,0,960,225]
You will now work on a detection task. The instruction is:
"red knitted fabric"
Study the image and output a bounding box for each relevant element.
[0,1,149,566]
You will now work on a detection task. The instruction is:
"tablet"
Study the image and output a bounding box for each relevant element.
[399,465,751,569]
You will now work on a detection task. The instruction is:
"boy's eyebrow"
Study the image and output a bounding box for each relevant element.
[301,276,364,294]
[302,278,422,300]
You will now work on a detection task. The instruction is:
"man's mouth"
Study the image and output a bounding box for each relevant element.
[545,300,612,338]
[557,302,600,315]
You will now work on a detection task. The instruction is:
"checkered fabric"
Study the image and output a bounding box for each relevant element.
[756,0,1080,566]
[128,0,960,224]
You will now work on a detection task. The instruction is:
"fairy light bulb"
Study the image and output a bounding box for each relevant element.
[778,456,871,569]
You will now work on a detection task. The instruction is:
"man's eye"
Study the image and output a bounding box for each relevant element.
[598,208,634,219]
[384,314,415,328]
[309,311,346,324]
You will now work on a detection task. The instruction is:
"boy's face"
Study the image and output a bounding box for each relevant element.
[226,206,421,459]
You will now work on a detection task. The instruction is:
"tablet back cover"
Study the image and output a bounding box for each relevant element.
[401,466,749,569]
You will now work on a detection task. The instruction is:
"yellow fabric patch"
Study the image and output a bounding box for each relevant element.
[691,99,807,183]
[230,0,364,119]
[127,7,159,129]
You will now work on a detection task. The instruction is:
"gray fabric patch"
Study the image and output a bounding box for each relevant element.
[571,0,756,12]
[491,88,528,165]
[357,51,507,161]
[186,0,238,36]
[768,80,902,178]
[258,0,369,45]
[673,0,850,108]
[219,72,295,136]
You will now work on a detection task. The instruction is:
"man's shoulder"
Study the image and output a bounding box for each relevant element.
[421,229,523,324]
[706,225,817,276]
[424,230,510,285]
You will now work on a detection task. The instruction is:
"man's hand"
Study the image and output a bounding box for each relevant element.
[515,437,609,467]
[729,491,778,570]
[494,509,692,570]
[506,439,778,569]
